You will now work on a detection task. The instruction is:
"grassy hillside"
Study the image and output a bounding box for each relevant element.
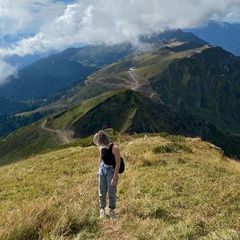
[1,89,239,166]
[1,134,240,239]
[0,120,64,166]
[68,90,240,158]
[86,43,240,136]
[91,43,206,82]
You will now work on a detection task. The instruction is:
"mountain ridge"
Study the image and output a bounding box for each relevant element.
[0,29,206,100]
[0,29,240,164]
[150,46,240,134]
[1,89,238,166]
[184,20,240,56]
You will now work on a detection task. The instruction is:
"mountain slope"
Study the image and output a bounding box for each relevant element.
[149,46,240,134]
[86,43,240,135]
[141,28,208,46]
[72,90,240,157]
[1,89,240,166]
[1,30,240,163]
[0,43,138,100]
[0,48,97,99]
[1,134,240,239]
[0,91,122,165]
[0,29,206,101]
[0,30,207,136]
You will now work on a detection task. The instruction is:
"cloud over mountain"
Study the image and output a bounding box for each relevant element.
[0,0,240,84]
[0,60,17,85]
[2,0,240,52]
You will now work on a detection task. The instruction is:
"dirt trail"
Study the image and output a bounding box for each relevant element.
[41,119,71,144]
[129,69,162,102]
[98,218,132,239]
[129,70,140,90]
[87,69,162,102]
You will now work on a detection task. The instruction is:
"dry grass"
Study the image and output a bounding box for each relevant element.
[0,134,240,239]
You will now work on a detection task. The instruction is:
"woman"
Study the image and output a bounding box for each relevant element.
[93,131,121,219]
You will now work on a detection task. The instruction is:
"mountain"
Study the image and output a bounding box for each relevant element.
[71,90,240,157]
[1,30,240,239]
[90,42,240,135]
[149,46,240,134]
[0,29,206,101]
[0,48,97,99]
[1,89,239,165]
[141,29,207,46]
[0,29,207,134]
[184,21,240,56]
[0,44,138,100]
[0,34,55,69]
[0,29,240,162]
[4,52,56,70]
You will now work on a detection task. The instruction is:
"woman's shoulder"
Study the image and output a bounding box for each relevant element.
[112,144,120,153]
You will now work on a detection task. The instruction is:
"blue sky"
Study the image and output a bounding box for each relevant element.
[0,0,240,84]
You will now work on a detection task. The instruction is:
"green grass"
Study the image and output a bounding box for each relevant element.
[0,134,240,239]
[152,142,193,154]
[134,47,205,79]
[89,46,206,84]
[47,90,119,130]
[0,121,62,166]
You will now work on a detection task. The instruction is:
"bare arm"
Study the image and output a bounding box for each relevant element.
[97,151,102,175]
[99,151,102,165]
[111,145,121,185]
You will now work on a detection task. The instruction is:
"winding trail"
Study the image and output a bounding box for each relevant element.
[41,119,71,144]
[86,68,162,102]
[129,70,140,90]
[128,69,162,102]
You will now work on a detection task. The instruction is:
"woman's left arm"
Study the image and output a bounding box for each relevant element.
[111,145,121,185]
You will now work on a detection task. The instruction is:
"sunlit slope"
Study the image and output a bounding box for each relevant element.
[88,43,240,135]
[0,91,118,166]
[0,134,240,239]
[0,121,62,166]
[90,42,206,82]
[1,89,239,166]
[44,89,240,157]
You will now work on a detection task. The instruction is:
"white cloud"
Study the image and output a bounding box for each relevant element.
[1,0,240,53]
[1,0,240,84]
[4,0,240,49]
[0,0,68,36]
[0,0,33,36]
[0,60,17,85]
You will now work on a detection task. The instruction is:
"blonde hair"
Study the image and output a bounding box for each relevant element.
[93,131,111,149]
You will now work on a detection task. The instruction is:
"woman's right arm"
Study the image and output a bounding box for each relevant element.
[97,152,102,175]
[99,151,102,164]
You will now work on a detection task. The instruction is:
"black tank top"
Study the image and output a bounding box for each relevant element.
[101,143,115,166]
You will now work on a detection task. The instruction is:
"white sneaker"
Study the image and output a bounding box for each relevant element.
[109,209,115,219]
[100,208,105,219]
